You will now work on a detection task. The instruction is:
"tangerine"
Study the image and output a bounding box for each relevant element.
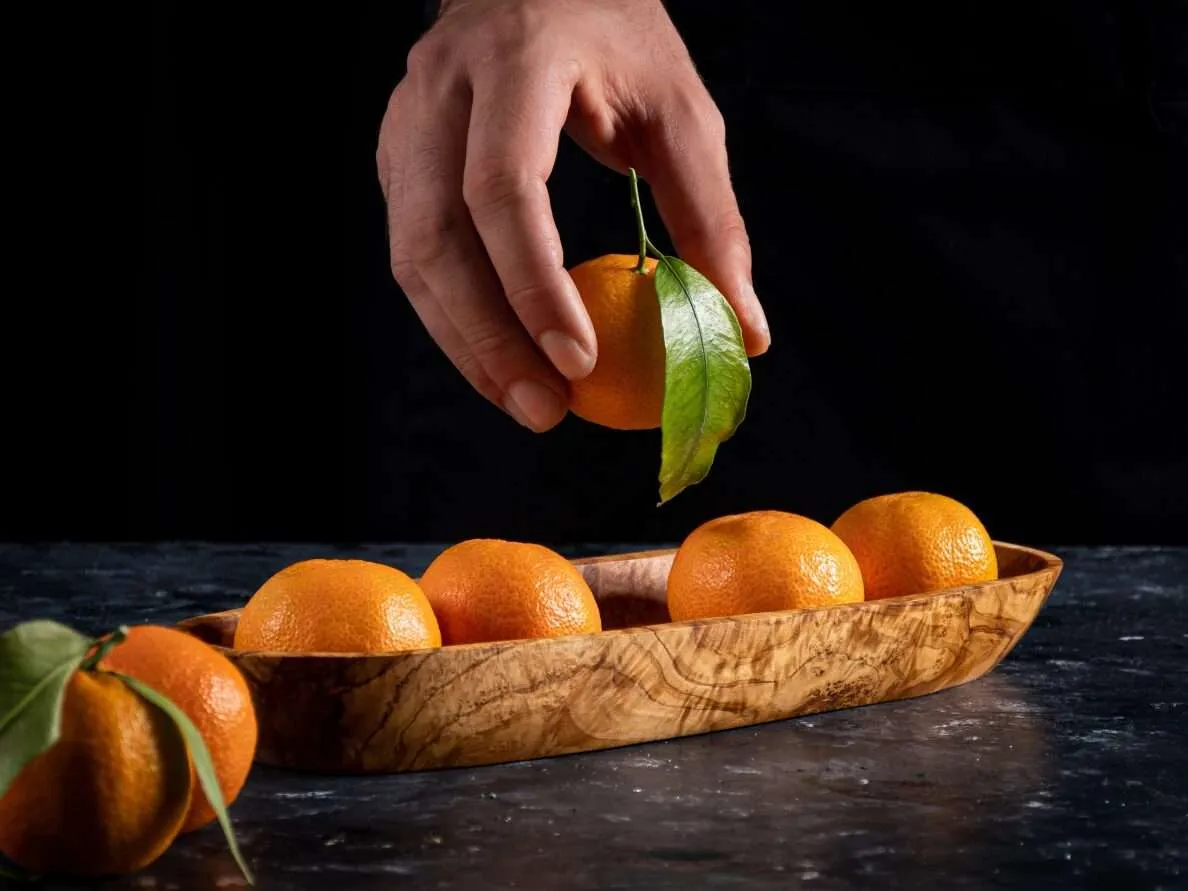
[667,510,864,621]
[102,625,258,832]
[830,491,998,599]
[0,671,192,876]
[235,558,440,654]
[419,539,601,644]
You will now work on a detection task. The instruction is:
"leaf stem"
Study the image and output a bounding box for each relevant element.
[80,626,128,671]
[628,168,663,272]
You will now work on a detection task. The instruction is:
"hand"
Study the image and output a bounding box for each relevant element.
[377,0,770,432]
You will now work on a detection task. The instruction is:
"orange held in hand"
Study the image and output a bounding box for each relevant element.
[235,558,441,654]
[0,670,192,877]
[567,254,664,430]
[101,625,258,833]
[831,491,998,600]
[667,510,865,621]
[420,539,602,645]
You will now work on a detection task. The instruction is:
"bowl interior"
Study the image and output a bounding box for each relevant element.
[180,543,1056,650]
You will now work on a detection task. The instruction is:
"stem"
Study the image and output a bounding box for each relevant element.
[80,626,129,671]
[628,168,666,272]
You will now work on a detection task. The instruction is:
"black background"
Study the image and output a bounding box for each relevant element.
[9,2,1186,545]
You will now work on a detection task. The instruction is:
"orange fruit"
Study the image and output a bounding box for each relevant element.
[419,539,601,644]
[234,558,441,654]
[830,491,998,600]
[0,670,192,877]
[101,625,258,833]
[567,254,664,430]
[667,510,865,621]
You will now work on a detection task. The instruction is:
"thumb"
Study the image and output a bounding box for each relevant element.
[638,88,770,356]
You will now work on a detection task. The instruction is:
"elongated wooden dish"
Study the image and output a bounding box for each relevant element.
[178,542,1060,773]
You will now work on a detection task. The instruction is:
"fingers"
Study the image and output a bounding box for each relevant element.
[641,88,771,356]
[379,83,503,407]
[465,68,597,381]
[399,58,568,432]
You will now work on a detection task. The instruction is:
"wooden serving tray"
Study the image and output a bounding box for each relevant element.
[177,542,1061,774]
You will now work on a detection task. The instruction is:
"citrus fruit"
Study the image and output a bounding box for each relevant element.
[101,625,258,833]
[667,510,865,621]
[830,491,998,600]
[0,670,192,877]
[419,539,601,644]
[567,254,664,430]
[235,558,441,654]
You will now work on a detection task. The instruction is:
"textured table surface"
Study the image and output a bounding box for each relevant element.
[1,543,1185,891]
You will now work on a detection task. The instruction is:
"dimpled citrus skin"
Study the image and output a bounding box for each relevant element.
[830,491,998,600]
[419,539,602,645]
[667,511,865,621]
[102,625,258,833]
[234,558,441,654]
[567,254,664,430]
[0,671,192,877]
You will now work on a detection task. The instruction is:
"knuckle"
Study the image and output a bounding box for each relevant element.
[716,211,749,248]
[463,162,534,215]
[388,251,419,290]
[404,211,456,269]
[405,35,451,79]
[668,85,726,141]
[482,7,548,58]
[462,321,517,366]
[503,280,555,317]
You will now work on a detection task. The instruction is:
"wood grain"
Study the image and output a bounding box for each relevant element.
[178,542,1061,773]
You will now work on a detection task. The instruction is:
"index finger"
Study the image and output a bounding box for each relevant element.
[462,68,598,382]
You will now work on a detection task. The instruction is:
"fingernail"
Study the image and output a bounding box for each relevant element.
[746,284,771,353]
[504,379,567,432]
[539,330,596,380]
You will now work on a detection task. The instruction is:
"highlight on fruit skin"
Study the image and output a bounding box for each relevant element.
[830,491,998,600]
[101,624,258,833]
[234,558,441,654]
[566,254,664,430]
[666,510,865,621]
[0,670,193,877]
[419,539,602,645]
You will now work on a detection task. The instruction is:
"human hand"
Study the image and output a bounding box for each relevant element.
[377,0,769,432]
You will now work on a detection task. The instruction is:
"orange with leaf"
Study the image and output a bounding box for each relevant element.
[0,622,253,881]
[101,625,258,833]
[568,170,752,503]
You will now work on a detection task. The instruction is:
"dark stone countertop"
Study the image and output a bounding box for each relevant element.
[1,543,1185,891]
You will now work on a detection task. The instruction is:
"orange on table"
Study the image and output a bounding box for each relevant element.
[830,491,998,600]
[101,625,258,833]
[667,510,865,621]
[419,539,602,645]
[234,558,441,654]
[567,254,664,430]
[0,670,192,877]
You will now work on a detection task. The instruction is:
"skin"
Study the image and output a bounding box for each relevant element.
[376,0,771,433]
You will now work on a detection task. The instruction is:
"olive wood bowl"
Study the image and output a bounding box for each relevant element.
[177,542,1062,773]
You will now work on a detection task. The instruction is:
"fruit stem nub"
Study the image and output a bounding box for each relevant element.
[79,626,128,671]
[628,167,663,273]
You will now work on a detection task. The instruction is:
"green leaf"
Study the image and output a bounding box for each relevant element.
[114,673,255,886]
[0,621,94,797]
[654,255,751,503]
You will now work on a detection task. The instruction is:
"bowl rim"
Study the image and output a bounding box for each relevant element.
[177,540,1062,660]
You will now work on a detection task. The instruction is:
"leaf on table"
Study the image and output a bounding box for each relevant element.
[115,673,255,886]
[654,256,751,503]
[0,621,93,797]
